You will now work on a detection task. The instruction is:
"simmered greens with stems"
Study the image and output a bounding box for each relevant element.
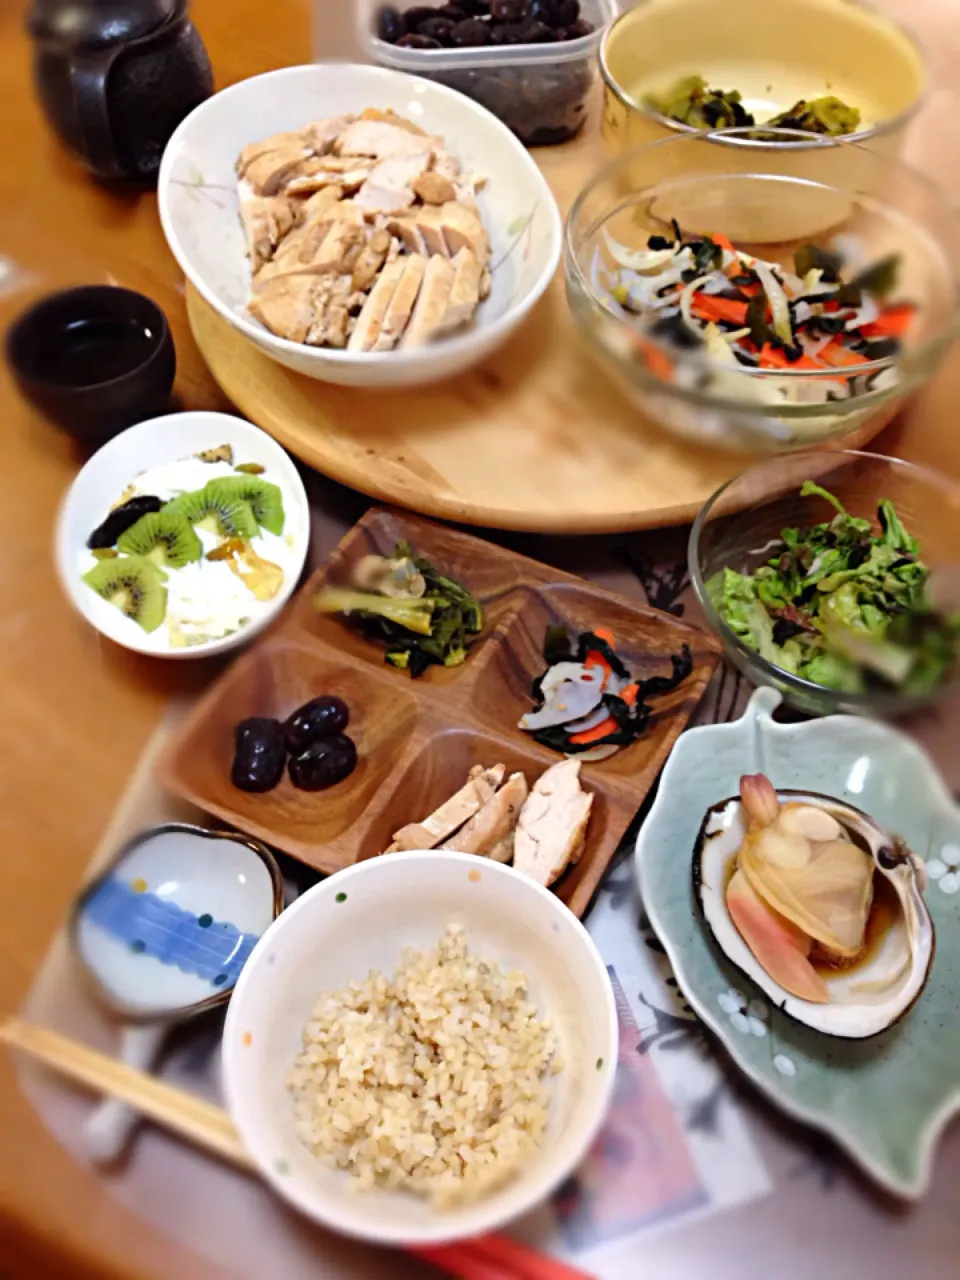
[314,541,482,678]
[709,482,960,695]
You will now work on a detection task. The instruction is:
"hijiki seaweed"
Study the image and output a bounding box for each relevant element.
[592,223,915,410]
[519,627,692,759]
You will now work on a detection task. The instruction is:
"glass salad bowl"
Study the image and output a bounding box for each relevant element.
[689,450,960,717]
[565,130,960,452]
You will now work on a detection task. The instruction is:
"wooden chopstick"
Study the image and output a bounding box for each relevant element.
[0,1016,254,1170]
[1,1017,596,1280]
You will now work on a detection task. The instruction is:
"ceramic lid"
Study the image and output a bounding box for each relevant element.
[28,0,180,50]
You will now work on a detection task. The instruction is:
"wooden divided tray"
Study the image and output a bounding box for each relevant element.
[157,508,721,916]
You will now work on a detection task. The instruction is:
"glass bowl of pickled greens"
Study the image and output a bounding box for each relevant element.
[565,130,960,451]
[689,451,960,716]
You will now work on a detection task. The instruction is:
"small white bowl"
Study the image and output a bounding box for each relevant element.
[222,852,618,1246]
[157,63,563,389]
[55,411,310,659]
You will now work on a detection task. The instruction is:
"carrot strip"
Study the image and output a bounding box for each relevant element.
[692,295,748,326]
[860,303,916,339]
[819,339,869,368]
[758,343,822,372]
[633,336,674,381]
[569,684,639,746]
[592,628,615,646]
[711,233,737,256]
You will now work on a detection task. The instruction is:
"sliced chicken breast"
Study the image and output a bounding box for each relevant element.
[438,247,483,335]
[284,159,373,196]
[399,254,457,350]
[412,205,450,257]
[386,215,428,257]
[439,201,490,265]
[236,131,306,178]
[413,172,458,206]
[248,275,327,343]
[239,195,298,273]
[350,228,393,292]
[301,114,357,156]
[373,253,427,351]
[306,277,355,349]
[242,142,311,196]
[347,257,407,352]
[356,152,434,217]
[358,107,430,137]
[386,764,506,852]
[513,759,593,888]
[443,773,528,856]
[336,119,443,160]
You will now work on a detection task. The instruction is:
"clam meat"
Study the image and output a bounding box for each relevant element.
[694,774,934,1038]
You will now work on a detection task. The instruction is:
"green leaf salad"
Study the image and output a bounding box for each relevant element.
[708,482,960,694]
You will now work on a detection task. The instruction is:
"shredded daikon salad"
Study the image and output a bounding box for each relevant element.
[592,224,915,408]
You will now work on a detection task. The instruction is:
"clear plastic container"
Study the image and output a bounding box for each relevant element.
[358,1,618,146]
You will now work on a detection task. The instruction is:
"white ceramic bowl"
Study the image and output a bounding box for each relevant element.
[55,411,310,659]
[223,852,618,1246]
[158,63,563,389]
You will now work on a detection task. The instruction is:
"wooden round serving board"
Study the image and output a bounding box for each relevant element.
[187,284,892,534]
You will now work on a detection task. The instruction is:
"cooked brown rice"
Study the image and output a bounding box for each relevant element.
[287,923,560,1207]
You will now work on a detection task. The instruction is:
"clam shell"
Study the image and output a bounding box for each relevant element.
[693,790,935,1039]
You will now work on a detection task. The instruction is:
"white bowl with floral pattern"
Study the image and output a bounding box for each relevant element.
[158,63,562,388]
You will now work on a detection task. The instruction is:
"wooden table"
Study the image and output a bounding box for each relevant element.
[2,1,959,1275]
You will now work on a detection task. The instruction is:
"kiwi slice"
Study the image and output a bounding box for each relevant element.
[164,484,259,540]
[117,510,203,569]
[83,556,167,633]
[206,475,285,536]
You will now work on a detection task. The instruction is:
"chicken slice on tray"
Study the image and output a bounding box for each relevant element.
[442,773,528,856]
[438,247,484,335]
[305,276,362,349]
[385,764,506,853]
[513,759,593,887]
[348,257,407,352]
[373,253,428,351]
[386,214,428,257]
[336,118,444,160]
[239,195,299,274]
[400,254,457,350]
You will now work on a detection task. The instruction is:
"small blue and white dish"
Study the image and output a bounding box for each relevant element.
[70,822,283,1163]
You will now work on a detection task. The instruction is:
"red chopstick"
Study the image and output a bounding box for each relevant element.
[408,1233,598,1280]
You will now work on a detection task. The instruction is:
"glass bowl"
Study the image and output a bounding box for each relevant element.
[688,450,960,717]
[565,131,960,452]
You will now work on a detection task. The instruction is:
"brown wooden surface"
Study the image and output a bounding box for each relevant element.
[186,282,897,532]
[2,0,960,1276]
[156,509,720,914]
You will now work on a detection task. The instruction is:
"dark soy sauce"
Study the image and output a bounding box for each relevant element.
[46,317,156,387]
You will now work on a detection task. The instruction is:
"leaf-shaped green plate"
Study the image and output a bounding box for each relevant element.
[636,687,960,1198]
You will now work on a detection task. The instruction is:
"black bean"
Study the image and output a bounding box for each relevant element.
[283,696,350,753]
[491,0,528,19]
[417,15,457,41]
[451,16,492,44]
[231,718,285,793]
[376,4,406,41]
[403,6,442,31]
[288,735,358,791]
[396,32,443,47]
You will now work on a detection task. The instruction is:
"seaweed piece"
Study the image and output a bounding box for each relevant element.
[637,644,693,698]
[646,75,756,130]
[543,624,573,665]
[574,631,631,679]
[794,243,843,283]
[835,254,900,306]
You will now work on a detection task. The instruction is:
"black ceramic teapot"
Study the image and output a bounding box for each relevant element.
[28,0,214,182]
